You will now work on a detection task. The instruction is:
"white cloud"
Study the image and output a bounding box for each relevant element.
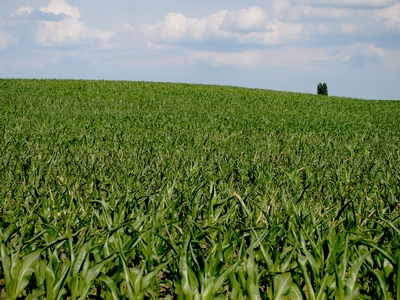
[39,0,80,20]
[35,0,114,46]
[97,31,115,43]
[267,1,400,48]
[141,7,303,47]
[141,11,225,43]
[375,3,400,30]
[221,7,267,31]
[277,3,360,23]
[336,42,384,67]
[269,0,397,35]
[297,6,349,19]
[37,19,88,45]
[11,6,34,17]
[37,19,114,46]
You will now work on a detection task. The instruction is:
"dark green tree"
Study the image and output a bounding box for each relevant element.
[317,83,328,96]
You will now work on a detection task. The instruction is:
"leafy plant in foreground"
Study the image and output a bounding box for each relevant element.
[0,79,399,298]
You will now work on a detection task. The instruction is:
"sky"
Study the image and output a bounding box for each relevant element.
[1,0,399,100]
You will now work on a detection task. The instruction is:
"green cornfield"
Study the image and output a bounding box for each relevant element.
[0,79,399,299]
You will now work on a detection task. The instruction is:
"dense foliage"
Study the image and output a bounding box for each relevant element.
[0,79,399,299]
[317,83,328,96]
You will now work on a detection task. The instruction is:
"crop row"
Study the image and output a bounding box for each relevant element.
[0,79,399,299]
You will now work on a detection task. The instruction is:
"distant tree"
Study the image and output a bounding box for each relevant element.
[317,83,328,96]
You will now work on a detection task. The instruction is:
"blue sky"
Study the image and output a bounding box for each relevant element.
[1,0,399,100]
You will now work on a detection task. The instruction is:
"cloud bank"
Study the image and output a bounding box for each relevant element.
[0,0,399,99]
[138,2,397,69]
[141,7,303,47]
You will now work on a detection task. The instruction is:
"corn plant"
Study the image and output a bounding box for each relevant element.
[0,79,399,298]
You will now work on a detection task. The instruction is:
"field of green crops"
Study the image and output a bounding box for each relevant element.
[0,79,399,299]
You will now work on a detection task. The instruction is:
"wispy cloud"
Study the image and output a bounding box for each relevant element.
[187,50,263,68]
[335,42,384,67]
[11,6,34,17]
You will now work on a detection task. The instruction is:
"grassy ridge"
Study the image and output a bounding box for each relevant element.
[0,79,399,299]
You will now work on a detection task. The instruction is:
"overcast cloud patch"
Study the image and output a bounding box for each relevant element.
[336,42,384,67]
[187,50,264,68]
[141,6,304,49]
[297,0,396,8]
